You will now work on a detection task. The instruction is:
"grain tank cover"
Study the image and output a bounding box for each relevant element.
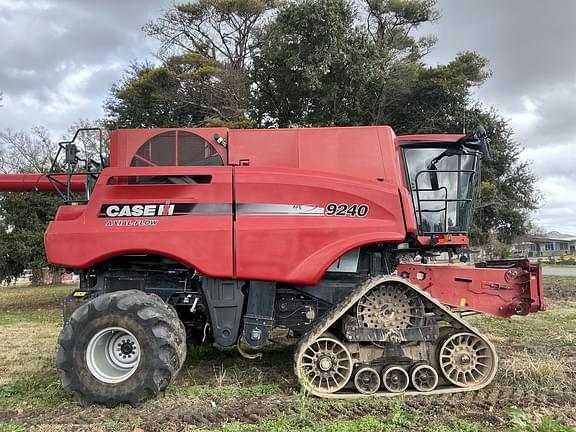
[228,126,400,184]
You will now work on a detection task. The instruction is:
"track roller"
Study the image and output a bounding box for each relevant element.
[381,365,409,393]
[354,367,381,394]
[410,363,439,392]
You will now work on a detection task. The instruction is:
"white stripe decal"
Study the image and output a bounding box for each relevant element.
[237,204,324,215]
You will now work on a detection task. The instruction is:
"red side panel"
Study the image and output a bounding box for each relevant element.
[234,167,406,285]
[229,126,401,183]
[45,166,234,278]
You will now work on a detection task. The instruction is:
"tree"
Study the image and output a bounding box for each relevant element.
[0,127,54,174]
[0,128,59,284]
[106,0,282,129]
[251,0,441,127]
[371,51,491,133]
[105,56,254,129]
[0,121,109,285]
[143,0,280,70]
[0,191,60,285]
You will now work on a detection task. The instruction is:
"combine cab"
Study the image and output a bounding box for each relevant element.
[0,126,545,406]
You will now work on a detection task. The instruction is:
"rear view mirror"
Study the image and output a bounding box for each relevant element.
[476,126,492,161]
[458,126,491,161]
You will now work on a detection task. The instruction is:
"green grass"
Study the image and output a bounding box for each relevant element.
[0,369,69,410]
[196,416,404,432]
[431,419,485,432]
[185,342,294,367]
[0,422,27,432]
[171,383,282,399]
[0,310,62,325]
[196,407,573,432]
[543,275,576,291]
[505,407,575,432]
[0,280,573,431]
[472,303,576,344]
[0,285,72,325]
[0,285,74,309]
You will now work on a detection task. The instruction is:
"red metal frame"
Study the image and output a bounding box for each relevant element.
[397,260,546,317]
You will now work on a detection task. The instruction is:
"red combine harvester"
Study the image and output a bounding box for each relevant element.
[0,126,545,406]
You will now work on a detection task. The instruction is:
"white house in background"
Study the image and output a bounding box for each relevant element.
[512,232,576,258]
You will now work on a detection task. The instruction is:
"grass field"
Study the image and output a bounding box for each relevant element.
[0,278,574,432]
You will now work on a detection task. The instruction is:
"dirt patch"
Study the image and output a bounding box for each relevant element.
[13,394,294,432]
[543,276,576,302]
[9,382,576,432]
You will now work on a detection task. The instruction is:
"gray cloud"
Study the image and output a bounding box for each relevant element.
[426,0,576,110]
[0,0,168,127]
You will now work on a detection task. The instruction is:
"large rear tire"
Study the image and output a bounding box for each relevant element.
[56,290,187,407]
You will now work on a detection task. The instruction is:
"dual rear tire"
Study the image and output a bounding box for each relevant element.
[56,290,187,407]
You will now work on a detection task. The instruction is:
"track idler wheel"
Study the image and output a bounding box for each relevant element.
[410,364,439,392]
[438,332,496,387]
[354,367,381,394]
[297,335,353,394]
[381,365,409,393]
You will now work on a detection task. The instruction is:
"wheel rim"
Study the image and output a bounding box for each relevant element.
[382,366,409,393]
[411,364,439,392]
[354,367,381,394]
[439,332,495,387]
[356,284,424,329]
[298,336,353,394]
[86,327,141,384]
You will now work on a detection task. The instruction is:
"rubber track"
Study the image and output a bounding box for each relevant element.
[293,275,498,399]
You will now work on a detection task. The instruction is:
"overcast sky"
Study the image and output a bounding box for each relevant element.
[0,0,575,234]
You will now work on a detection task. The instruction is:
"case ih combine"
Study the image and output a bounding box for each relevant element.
[0,126,545,406]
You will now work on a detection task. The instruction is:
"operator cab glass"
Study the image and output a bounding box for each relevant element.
[401,142,481,235]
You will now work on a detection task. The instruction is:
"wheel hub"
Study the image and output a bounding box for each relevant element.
[120,340,136,356]
[86,327,141,384]
[354,367,381,395]
[381,366,409,393]
[318,356,334,372]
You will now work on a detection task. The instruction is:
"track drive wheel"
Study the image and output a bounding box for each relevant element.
[56,290,187,407]
[297,335,353,394]
[438,332,496,388]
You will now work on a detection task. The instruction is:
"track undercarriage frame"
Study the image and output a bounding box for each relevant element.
[294,275,499,398]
